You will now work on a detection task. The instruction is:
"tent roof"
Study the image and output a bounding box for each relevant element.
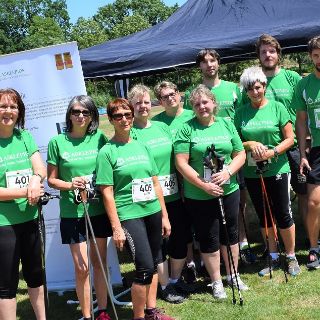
[80,0,320,79]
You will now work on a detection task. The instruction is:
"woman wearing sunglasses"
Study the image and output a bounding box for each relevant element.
[0,88,46,320]
[96,98,174,320]
[47,95,112,320]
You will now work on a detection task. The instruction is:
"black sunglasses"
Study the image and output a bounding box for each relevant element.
[111,112,133,121]
[71,109,91,117]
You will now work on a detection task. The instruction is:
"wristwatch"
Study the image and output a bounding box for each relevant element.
[225,166,233,177]
[273,147,279,161]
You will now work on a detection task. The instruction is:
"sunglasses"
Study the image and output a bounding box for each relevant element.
[160,91,177,100]
[111,112,133,121]
[71,109,91,117]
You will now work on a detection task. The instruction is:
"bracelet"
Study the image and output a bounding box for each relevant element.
[33,173,44,182]
[225,166,233,177]
[273,147,279,162]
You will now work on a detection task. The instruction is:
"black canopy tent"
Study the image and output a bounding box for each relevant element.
[80,0,320,79]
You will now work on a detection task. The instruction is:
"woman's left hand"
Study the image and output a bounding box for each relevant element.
[27,175,44,206]
[211,170,230,186]
[162,216,171,238]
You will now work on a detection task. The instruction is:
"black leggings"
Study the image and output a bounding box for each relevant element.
[0,219,43,299]
[121,212,162,285]
[185,190,240,253]
[245,173,293,229]
[166,199,193,260]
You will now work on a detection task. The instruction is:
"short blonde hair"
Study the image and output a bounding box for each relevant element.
[189,84,219,116]
[128,84,151,104]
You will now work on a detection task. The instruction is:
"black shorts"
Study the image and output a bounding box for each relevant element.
[60,214,112,244]
[307,146,320,185]
[184,190,240,253]
[0,219,43,299]
[286,147,307,194]
[245,173,293,229]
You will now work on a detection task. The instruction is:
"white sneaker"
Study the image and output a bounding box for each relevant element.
[227,274,249,291]
[208,280,227,299]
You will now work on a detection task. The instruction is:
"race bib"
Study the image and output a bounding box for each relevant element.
[132,177,156,203]
[203,166,212,182]
[158,173,178,196]
[314,108,320,128]
[6,168,33,188]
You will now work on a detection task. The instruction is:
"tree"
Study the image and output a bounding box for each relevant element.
[0,0,70,54]
[24,16,66,49]
[110,14,150,39]
[93,0,179,40]
[70,18,108,49]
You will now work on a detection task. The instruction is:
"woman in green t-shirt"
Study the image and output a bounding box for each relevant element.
[235,66,300,277]
[174,84,247,300]
[128,84,190,304]
[96,98,174,320]
[0,88,46,320]
[47,95,112,320]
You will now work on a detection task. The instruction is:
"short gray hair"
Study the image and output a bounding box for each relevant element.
[240,66,267,90]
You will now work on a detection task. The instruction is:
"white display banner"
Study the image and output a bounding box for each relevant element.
[0,42,122,292]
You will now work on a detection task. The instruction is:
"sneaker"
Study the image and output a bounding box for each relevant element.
[96,311,112,320]
[286,256,301,276]
[159,284,185,304]
[145,308,175,320]
[258,258,280,277]
[306,250,320,270]
[183,264,197,284]
[240,247,257,264]
[209,280,227,300]
[174,278,196,295]
[227,274,249,291]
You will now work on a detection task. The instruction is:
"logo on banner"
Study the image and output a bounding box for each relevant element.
[54,52,74,70]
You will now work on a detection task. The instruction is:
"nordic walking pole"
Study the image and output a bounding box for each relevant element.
[259,177,288,283]
[37,192,61,316]
[204,144,243,306]
[256,163,272,279]
[79,189,119,320]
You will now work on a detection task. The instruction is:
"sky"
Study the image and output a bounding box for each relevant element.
[66,0,187,24]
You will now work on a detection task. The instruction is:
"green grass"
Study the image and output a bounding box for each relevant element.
[17,201,320,320]
[16,108,320,319]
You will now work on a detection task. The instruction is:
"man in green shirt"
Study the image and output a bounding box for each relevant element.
[183,49,242,121]
[294,35,320,269]
[255,34,308,241]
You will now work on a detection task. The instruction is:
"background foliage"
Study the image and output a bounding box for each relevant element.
[0,0,314,107]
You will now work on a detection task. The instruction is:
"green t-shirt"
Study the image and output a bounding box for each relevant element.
[130,121,179,203]
[0,129,38,226]
[152,109,194,138]
[183,80,242,121]
[292,73,320,148]
[174,117,243,200]
[96,140,161,221]
[47,129,108,218]
[265,69,301,124]
[234,100,291,178]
